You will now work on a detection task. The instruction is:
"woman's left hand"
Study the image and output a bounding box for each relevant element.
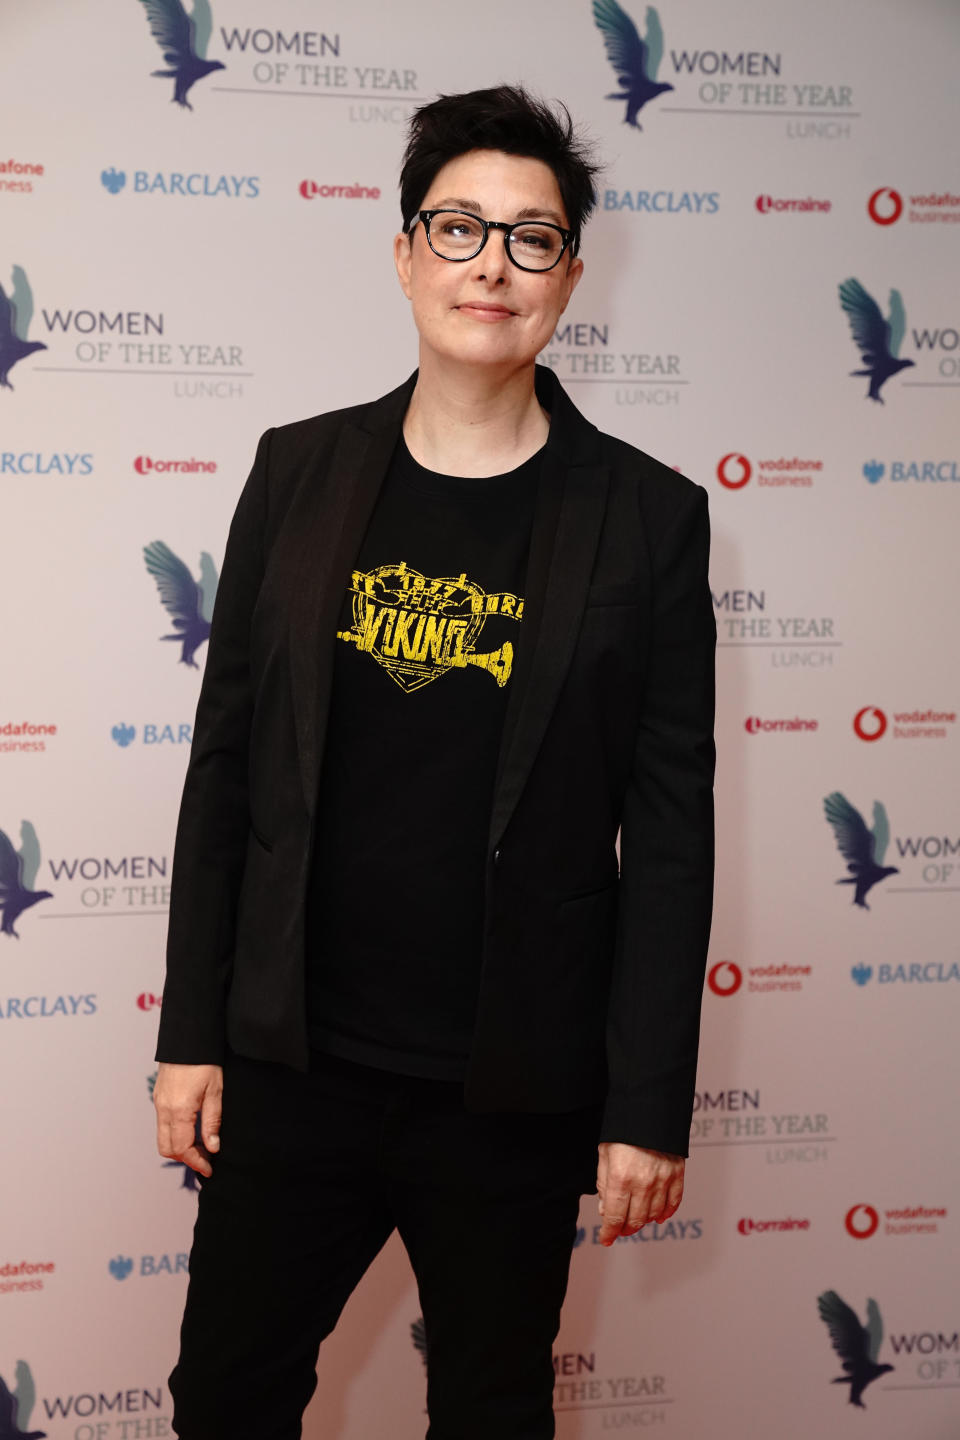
[595,1142,685,1246]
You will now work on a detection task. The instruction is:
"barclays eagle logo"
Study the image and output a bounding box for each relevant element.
[143,541,218,668]
[108,1255,134,1281]
[823,792,899,910]
[838,278,915,403]
[863,460,884,484]
[136,0,225,111]
[101,168,127,194]
[0,266,47,391]
[0,821,53,938]
[0,1361,46,1440]
[817,1291,894,1408]
[592,1,673,130]
[112,723,136,748]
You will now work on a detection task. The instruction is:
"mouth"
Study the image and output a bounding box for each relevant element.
[455,302,516,320]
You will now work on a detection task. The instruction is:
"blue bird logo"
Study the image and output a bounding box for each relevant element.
[592,1,674,130]
[101,168,126,194]
[143,540,218,669]
[146,1071,200,1190]
[0,1361,46,1440]
[137,0,226,110]
[108,1255,134,1281]
[0,821,53,938]
[111,723,137,748]
[823,792,899,910]
[0,266,48,392]
[817,1291,894,1408]
[839,278,915,403]
[863,460,884,484]
[851,964,873,986]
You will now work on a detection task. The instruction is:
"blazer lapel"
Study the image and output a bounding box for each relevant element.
[487,369,609,855]
[288,372,417,813]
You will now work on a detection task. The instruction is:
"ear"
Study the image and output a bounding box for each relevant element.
[394,230,413,299]
[558,255,584,315]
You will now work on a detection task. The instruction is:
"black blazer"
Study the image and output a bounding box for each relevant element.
[156,364,716,1157]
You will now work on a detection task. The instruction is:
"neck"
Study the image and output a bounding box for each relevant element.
[402,349,549,477]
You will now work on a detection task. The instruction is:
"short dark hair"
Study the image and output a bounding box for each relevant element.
[399,84,601,254]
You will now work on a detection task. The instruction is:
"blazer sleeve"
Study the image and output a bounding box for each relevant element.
[155,428,274,1064]
[599,480,716,1156]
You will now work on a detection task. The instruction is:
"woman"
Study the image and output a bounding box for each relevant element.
[154,85,715,1440]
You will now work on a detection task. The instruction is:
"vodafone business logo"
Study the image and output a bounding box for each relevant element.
[708,961,742,996]
[867,187,904,226]
[845,1203,880,1239]
[717,453,751,489]
[853,706,887,741]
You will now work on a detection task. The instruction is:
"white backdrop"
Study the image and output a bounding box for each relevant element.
[2,2,958,1437]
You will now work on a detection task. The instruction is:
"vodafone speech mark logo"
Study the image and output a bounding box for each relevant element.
[867,187,904,226]
[134,455,217,475]
[853,706,888,741]
[845,1203,880,1239]
[708,961,742,996]
[717,453,751,489]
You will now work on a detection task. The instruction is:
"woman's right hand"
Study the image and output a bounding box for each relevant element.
[154,1061,224,1178]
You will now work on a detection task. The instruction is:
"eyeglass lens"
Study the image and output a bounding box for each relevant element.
[428,212,564,270]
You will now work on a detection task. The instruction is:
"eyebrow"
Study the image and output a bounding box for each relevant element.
[429,196,568,227]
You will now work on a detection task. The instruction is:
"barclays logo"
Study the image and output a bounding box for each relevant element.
[604,189,719,214]
[851,964,872,986]
[0,265,47,390]
[1,453,93,475]
[105,170,260,198]
[111,723,194,746]
[839,278,915,403]
[864,460,884,483]
[143,541,218,668]
[109,1255,134,1281]
[109,1252,188,1279]
[864,458,959,484]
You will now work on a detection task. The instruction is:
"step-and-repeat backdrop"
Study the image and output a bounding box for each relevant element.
[2,1,957,1436]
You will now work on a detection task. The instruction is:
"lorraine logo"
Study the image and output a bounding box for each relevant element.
[101,167,127,195]
[143,541,218,669]
[135,0,226,110]
[853,706,887,741]
[707,960,742,996]
[817,1291,894,1408]
[863,460,884,484]
[716,453,751,489]
[867,188,904,226]
[0,820,53,937]
[823,792,899,910]
[0,1359,46,1439]
[0,265,48,391]
[845,1203,881,1239]
[592,1,674,130]
[838,278,915,404]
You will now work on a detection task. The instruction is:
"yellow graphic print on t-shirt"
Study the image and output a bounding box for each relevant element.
[336,561,524,692]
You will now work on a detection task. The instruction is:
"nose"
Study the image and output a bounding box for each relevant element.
[474,228,510,285]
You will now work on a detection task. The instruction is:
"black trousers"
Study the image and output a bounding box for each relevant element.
[170,1050,602,1440]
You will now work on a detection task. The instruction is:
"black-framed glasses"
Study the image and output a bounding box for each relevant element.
[408,209,575,272]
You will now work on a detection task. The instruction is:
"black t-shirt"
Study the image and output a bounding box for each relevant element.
[305,434,542,1079]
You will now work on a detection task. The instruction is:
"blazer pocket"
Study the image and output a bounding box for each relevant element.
[585,580,642,608]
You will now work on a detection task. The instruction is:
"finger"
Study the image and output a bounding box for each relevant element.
[662,1171,684,1219]
[177,1143,213,1179]
[597,1184,630,1246]
[624,1182,656,1233]
[595,1147,609,1215]
[159,1108,201,1162]
[644,1182,669,1226]
[201,1084,222,1153]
